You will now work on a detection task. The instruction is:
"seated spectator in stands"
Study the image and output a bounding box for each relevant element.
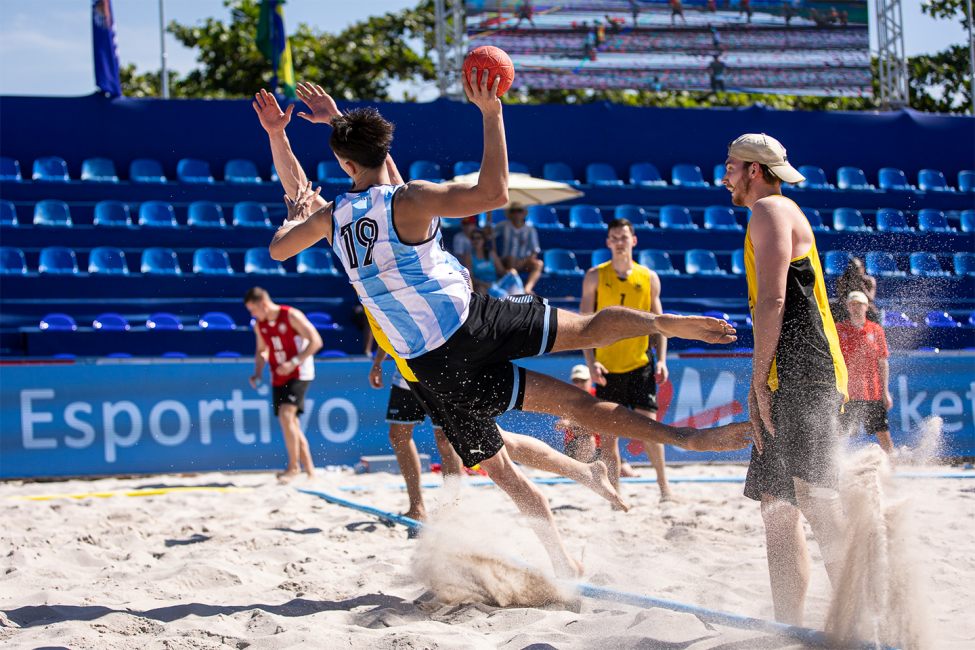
[836,291,895,457]
[460,228,523,295]
[493,202,544,294]
[833,256,879,324]
[453,215,478,257]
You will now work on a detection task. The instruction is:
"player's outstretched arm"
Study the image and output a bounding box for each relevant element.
[269,181,334,260]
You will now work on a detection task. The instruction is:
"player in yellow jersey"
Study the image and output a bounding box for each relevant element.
[580,218,671,500]
[722,133,849,626]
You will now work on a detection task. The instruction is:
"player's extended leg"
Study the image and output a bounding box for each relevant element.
[499,428,627,510]
[433,427,464,478]
[637,408,672,501]
[478,446,584,580]
[761,494,811,626]
[793,478,845,588]
[875,429,895,456]
[277,404,306,483]
[550,307,735,354]
[600,436,622,492]
[389,423,426,520]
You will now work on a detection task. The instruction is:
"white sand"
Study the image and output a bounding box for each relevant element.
[1,461,972,650]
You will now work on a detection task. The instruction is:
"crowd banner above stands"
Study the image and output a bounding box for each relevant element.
[1,353,972,480]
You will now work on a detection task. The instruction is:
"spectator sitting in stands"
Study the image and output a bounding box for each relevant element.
[833,256,879,324]
[460,228,522,295]
[453,215,478,257]
[493,202,544,294]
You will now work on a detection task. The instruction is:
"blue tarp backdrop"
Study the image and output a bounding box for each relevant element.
[1,353,972,479]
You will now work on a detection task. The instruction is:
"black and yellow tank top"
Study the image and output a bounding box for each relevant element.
[744,200,848,397]
[595,261,653,374]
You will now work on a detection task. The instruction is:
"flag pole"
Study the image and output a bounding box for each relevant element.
[159,0,169,98]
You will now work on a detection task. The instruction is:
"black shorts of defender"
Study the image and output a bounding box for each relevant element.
[272,379,311,417]
[385,384,430,425]
[842,400,889,436]
[744,385,844,507]
[405,293,557,467]
[595,361,658,413]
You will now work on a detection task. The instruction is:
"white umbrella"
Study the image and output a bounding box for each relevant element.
[450,171,584,209]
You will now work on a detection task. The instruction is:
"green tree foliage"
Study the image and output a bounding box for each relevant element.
[121,0,437,100]
[909,0,973,113]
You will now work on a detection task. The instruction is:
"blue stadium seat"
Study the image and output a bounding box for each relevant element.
[146,312,183,330]
[909,252,948,277]
[245,248,284,275]
[307,312,338,330]
[130,158,167,183]
[800,207,828,232]
[925,312,961,327]
[409,160,441,182]
[526,205,563,229]
[187,201,226,228]
[638,250,678,275]
[199,312,237,330]
[106,353,133,358]
[713,163,725,186]
[837,166,873,190]
[93,200,132,227]
[797,166,833,190]
[569,205,604,229]
[509,161,531,175]
[614,204,649,228]
[586,163,623,186]
[878,168,912,191]
[1,157,22,182]
[876,208,914,233]
[319,350,348,358]
[139,201,177,228]
[88,246,129,275]
[671,164,707,187]
[0,247,27,275]
[629,162,666,187]
[731,249,746,275]
[543,249,582,274]
[38,247,78,275]
[193,248,234,275]
[543,162,579,186]
[704,206,742,231]
[81,157,118,183]
[685,249,727,276]
[270,164,279,183]
[703,310,737,327]
[824,250,851,276]
[233,202,271,228]
[1,200,18,227]
[318,160,348,183]
[961,210,974,233]
[453,160,480,177]
[917,209,954,233]
[32,156,70,182]
[953,252,975,276]
[225,158,261,184]
[659,205,698,230]
[214,351,242,358]
[959,170,975,193]
[93,313,131,331]
[832,208,871,232]
[918,169,950,192]
[884,311,917,328]
[297,248,339,274]
[161,352,189,358]
[141,248,182,275]
[865,251,903,277]
[177,158,214,184]
[33,200,72,227]
[590,248,613,267]
[40,313,78,331]
[970,312,975,327]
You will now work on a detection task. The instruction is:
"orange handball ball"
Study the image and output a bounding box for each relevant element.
[462,46,515,97]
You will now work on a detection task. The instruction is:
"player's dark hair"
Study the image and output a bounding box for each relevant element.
[606,218,634,235]
[329,108,394,170]
[244,287,269,304]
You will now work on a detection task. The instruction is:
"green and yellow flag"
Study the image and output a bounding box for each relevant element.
[256,0,295,98]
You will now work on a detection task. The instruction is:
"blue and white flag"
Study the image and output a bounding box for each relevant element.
[92,0,122,97]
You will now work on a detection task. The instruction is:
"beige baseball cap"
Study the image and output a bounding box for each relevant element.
[846,291,869,305]
[728,133,805,184]
[570,364,590,381]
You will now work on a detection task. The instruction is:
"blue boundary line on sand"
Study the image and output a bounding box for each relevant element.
[296,487,901,650]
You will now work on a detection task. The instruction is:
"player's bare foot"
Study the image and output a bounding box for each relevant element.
[277,468,301,483]
[620,462,640,478]
[685,421,752,452]
[659,492,677,503]
[554,556,586,580]
[403,508,427,522]
[582,460,629,512]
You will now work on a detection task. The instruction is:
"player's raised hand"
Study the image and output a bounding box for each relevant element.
[463,67,502,115]
[284,180,322,224]
[654,314,737,344]
[295,82,340,124]
[252,88,293,134]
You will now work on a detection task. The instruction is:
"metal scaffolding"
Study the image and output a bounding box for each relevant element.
[875,0,908,110]
[434,0,467,98]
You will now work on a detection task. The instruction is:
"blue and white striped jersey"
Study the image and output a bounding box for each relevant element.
[331,185,471,359]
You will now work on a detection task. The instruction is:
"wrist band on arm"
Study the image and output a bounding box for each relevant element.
[290,356,300,366]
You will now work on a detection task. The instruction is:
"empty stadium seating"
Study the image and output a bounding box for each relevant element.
[918,209,954,232]
[81,157,119,183]
[0,247,27,275]
[685,250,726,276]
[613,204,649,228]
[910,252,948,277]
[704,206,742,231]
[569,205,604,229]
[139,201,178,228]
[244,248,284,275]
[798,166,833,190]
[93,313,131,331]
[876,208,913,233]
[638,250,678,276]
[88,247,129,275]
[629,163,666,187]
[960,170,975,193]
[193,248,233,275]
[38,247,78,275]
[130,158,167,183]
[824,250,851,276]
[142,248,181,275]
[832,208,871,232]
[837,166,874,190]
[318,160,348,183]
[962,210,974,233]
[297,248,339,274]
[233,202,271,228]
[671,164,707,187]
[954,252,975,276]
[199,312,236,330]
[526,205,563,229]
[1,200,18,227]
[801,207,828,232]
[509,161,530,174]
[453,160,479,177]
[33,200,72,227]
[177,158,215,184]
[543,162,579,186]
[93,200,132,227]
[543,249,582,274]
[33,156,70,182]
[918,169,950,192]
[586,163,623,186]
[187,201,226,228]
[659,205,698,230]
[225,158,262,184]
[1,156,22,182]
[865,251,903,277]
[878,168,912,191]
[590,248,612,267]
[409,160,441,182]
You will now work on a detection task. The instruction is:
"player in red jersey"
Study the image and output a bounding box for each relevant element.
[244,287,323,483]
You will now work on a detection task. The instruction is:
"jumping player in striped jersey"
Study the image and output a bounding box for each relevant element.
[254,78,751,577]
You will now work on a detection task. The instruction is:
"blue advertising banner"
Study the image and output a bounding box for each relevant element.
[1,353,972,479]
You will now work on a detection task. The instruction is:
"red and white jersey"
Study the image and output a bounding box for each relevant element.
[256,305,315,386]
